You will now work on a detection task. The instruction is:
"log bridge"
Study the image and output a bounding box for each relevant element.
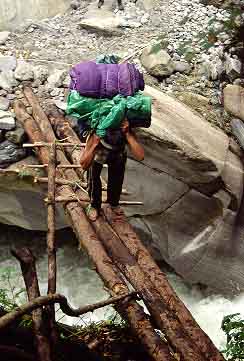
[2,87,225,361]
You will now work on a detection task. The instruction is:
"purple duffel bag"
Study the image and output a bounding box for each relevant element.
[69,61,145,98]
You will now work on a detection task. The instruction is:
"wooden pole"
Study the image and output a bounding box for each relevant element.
[103,206,226,361]
[15,98,174,361]
[0,292,137,330]
[46,142,58,347]
[11,248,52,361]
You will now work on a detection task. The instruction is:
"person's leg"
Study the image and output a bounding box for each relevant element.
[88,160,103,219]
[107,153,127,208]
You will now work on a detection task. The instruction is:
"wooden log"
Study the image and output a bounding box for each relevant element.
[23,142,86,148]
[35,177,130,195]
[11,248,52,361]
[49,113,215,360]
[0,292,137,330]
[15,98,174,361]
[46,143,58,346]
[44,196,143,206]
[103,206,225,361]
[49,114,85,180]
[25,164,83,169]
[92,215,207,361]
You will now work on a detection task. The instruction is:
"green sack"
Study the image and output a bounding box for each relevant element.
[66,90,151,138]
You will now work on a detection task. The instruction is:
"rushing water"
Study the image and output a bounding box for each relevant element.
[0,224,244,351]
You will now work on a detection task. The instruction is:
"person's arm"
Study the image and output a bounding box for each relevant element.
[80,133,100,170]
[121,119,144,161]
[126,131,144,161]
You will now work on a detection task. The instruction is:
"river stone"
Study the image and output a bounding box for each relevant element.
[47,70,67,89]
[5,126,26,144]
[0,97,10,111]
[0,140,26,168]
[15,61,34,81]
[140,45,175,77]
[0,110,15,130]
[33,65,49,84]
[0,56,17,72]
[0,70,18,90]
[174,61,191,74]
[0,31,10,45]
[225,55,242,81]
[0,0,70,31]
[79,0,123,37]
[224,84,244,121]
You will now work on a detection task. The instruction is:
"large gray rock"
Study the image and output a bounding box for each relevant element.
[141,45,175,77]
[0,70,18,90]
[0,56,17,72]
[33,65,49,84]
[0,96,10,111]
[47,70,66,90]
[15,61,34,81]
[224,84,244,121]
[0,110,15,130]
[225,55,242,81]
[0,0,70,30]
[0,140,26,168]
[0,31,10,45]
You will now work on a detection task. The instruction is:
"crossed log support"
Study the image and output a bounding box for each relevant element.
[11,87,226,361]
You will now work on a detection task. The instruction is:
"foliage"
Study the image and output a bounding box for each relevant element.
[0,266,26,312]
[222,313,244,360]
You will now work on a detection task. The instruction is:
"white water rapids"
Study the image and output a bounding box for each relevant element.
[0,225,244,352]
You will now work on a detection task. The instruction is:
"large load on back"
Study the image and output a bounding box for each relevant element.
[66,57,152,138]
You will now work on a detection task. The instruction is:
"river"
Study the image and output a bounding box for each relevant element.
[0,223,244,352]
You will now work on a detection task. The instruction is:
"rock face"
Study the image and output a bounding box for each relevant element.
[224,84,244,121]
[0,0,71,30]
[1,86,244,294]
[141,45,175,77]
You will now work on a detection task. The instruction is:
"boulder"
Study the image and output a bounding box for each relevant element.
[0,140,26,168]
[33,65,49,84]
[0,96,10,111]
[5,126,26,144]
[47,70,67,89]
[79,0,123,36]
[0,110,15,130]
[224,55,242,81]
[224,84,244,121]
[14,61,34,81]
[0,56,17,72]
[0,70,18,90]
[140,45,175,77]
[0,0,70,31]
[0,31,10,45]
[174,61,191,74]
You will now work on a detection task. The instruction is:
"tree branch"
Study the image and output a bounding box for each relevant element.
[0,292,137,330]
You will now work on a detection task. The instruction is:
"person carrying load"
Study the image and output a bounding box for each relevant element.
[66,56,151,221]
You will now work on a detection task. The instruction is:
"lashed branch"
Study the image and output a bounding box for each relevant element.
[0,292,137,330]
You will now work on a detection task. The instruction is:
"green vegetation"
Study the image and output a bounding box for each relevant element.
[0,266,26,312]
[222,313,244,360]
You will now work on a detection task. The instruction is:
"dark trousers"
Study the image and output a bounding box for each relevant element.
[88,152,127,210]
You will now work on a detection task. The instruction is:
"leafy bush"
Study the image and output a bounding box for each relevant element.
[222,313,244,360]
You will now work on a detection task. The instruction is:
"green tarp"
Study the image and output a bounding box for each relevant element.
[66,90,151,137]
